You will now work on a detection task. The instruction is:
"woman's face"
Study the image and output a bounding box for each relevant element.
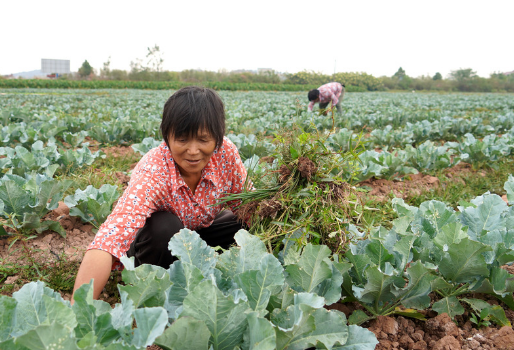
[168,130,217,179]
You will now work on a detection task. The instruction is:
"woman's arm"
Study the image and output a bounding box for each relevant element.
[71,249,116,304]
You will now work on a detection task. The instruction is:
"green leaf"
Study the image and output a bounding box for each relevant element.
[285,244,332,294]
[461,298,511,327]
[181,280,250,350]
[85,200,110,226]
[43,220,66,238]
[11,281,68,337]
[504,174,514,205]
[235,254,285,311]
[42,294,77,331]
[168,229,217,277]
[68,207,91,223]
[365,240,395,270]
[109,291,135,337]
[391,198,418,220]
[432,296,465,319]
[355,266,405,313]
[132,307,168,348]
[472,266,514,300]
[332,325,379,349]
[273,302,349,350]
[164,261,204,320]
[459,194,508,238]
[392,234,416,273]
[0,295,16,342]
[64,184,118,226]
[290,145,299,160]
[218,230,270,277]
[487,306,511,327]
[155,317,211,350]
[119,264,171,308]
[392,308,426,321]
[71,281,119,345]
[395,261,436,310]
[419,200,458,238]
[307,308,349,349]
[272,303,316,350]
[438,238,491,283]
[99,184,120,204]
[0,180,30,218]
[314,262,344,305]
[433,222,468,248]
[20,212,45,233]
[348,310,372,325]
[430,277,453,293]
[345,251,372,287]
[242,312,276,350]
[461,297,492,313]
[13,323,79,350]
[34,179,72,214]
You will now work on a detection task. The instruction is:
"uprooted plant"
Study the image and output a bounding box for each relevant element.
[220,121,370,254]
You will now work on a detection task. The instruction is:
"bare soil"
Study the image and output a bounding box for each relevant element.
[1,155,513,349]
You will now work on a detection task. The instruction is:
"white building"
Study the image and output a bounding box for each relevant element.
[41,59,70,74]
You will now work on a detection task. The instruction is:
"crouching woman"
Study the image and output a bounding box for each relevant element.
[72,86,250,301]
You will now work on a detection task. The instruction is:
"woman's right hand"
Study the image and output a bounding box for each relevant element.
[71,249,116,304]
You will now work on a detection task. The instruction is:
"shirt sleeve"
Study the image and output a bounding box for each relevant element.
[87,151,169,263]
[308,101,315,112]
[331,93,339,107]
[226,144,250,213]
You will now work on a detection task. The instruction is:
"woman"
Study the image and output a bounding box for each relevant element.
[72,86,250,300]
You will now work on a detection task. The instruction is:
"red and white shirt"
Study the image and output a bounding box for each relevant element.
[88,137,248,268]
[308,82,344,111]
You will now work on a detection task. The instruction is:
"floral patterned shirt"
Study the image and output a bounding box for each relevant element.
[88,137,248,268]
[308,82,344,111]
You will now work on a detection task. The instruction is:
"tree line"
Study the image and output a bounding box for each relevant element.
[73,55,514,93]
[3,44,513,92]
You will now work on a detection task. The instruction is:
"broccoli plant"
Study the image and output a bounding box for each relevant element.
[0,229,379,350]
[64,184,120,230]
[0,171,73,238]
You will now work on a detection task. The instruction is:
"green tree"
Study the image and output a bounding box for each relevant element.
[433,72,442,80]
[393,67,406,80]
[449,68,477,81]
[100,56,111,79]
[449,68,479,92]
[146,44,164,72]
[78,60,93,78]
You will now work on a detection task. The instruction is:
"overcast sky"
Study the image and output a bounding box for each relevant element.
[1,0,512,78]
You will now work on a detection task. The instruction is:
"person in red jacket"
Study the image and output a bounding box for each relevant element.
[72,86,251,301]
[307,82,345,115]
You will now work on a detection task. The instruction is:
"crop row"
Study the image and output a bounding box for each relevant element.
[2,176,514,348]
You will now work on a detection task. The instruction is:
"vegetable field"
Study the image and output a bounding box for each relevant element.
[1,89,514,349]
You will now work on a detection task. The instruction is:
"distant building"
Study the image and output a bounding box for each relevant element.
[41,59,70,74]
[258,68,273,73]
[231,69,257,74]
[503,70,514,76]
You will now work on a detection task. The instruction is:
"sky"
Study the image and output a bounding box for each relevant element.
[1,0,513,78]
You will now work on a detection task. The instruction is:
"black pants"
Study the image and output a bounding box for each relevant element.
[126,210,243,268]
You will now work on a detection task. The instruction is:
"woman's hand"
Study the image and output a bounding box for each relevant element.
[71,249,116,304]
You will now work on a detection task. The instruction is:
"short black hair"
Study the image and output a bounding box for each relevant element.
[308,89,320,101]
[160,86,225,150]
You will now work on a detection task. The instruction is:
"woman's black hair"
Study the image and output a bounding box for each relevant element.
[307,89,320,101]
[160,86,225,149]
